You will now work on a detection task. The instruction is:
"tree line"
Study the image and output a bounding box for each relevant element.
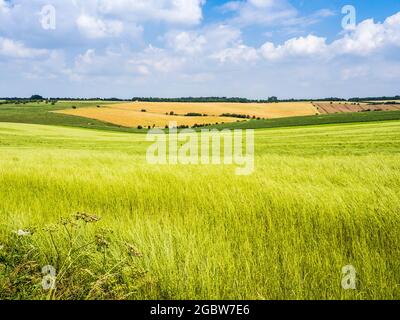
[1,95,399,104]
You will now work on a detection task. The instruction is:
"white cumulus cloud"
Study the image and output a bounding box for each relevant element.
[167,31,207,55]
[212,45,259,63]
[260,12,400,61]
[260,35,328,60]
[0,37,48,58]
[76,14,124,39]
[332,12,400,56]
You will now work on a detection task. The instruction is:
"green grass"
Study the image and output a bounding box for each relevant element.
[0,121,399,300]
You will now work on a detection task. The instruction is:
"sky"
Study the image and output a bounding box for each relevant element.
[1,0,400,99]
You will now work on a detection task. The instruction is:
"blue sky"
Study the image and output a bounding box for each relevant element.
[1,0,400,99]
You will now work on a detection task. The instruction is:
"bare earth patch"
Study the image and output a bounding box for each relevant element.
[314,102,400,114]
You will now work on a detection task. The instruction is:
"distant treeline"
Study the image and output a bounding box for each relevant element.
[348,96,400,102]
[131,97,278,103]
[0,96,127,102]
[1,95,399,103]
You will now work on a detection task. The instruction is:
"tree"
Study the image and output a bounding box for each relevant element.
[268,96,278,102]
[30,95,43,100]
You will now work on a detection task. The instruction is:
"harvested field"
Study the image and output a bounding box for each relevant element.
[313,102,400,114]
[55,107,238,128]
[55,101,319,128]
[110,101,318,118]
[365,100,400,103]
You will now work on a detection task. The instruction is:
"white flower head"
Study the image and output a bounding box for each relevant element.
[14,229,31,237]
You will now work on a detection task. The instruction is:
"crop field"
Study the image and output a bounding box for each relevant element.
[0,120,399,300]
[365,100,400,103]
[211,110,400,130]
[111,101,318,118]
[314,102,400,114]
[55,101,318,128]
[3,100,400,132]
[56,106,238,128]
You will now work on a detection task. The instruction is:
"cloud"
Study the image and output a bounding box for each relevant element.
[166,31,207,55]
[224,0,298,26]
[259,12,400,61]
[340,65,369,81]
[1,2,400,99]
[221,0,335,31]
[76,14,124,39]
[71,45,186,81]
[129,45,185,74]
[165,24,260,64]
[73,48,133,78]
[0,0,10,14]
[0,1,160,47]
[331,13,400,56]
[166,24,243,56]
[98,0,205,25]
[260,35,328,60]
[211,45,259,63]
[0,37,48,58]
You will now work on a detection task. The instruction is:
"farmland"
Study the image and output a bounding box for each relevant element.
[3,100,400,132]
[55,101,318,128]
[314,102,400,114]
[56,106,238,128]
[0,120,399,300]
[0,100,141,133]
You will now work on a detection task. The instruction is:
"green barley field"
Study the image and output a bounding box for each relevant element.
[0,120,399,300]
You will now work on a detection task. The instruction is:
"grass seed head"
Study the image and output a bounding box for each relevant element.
[126,243,143,258]
[74,212,101,223]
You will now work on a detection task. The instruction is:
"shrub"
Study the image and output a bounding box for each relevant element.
[0,213,147,300]
[185,113,203,117]
[220,113,251,119]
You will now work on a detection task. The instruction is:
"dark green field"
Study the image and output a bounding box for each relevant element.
[0,101,141,133]
[211,110,400,130]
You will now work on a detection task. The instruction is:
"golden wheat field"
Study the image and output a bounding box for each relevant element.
[55,107,238,128]
[55,101,319,128]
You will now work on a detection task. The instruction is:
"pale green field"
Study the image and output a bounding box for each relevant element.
[0,121,399,300]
